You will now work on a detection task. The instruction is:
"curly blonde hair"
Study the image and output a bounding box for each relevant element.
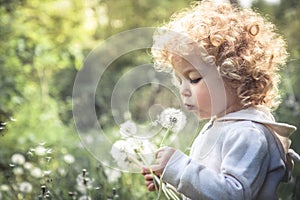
[151,0,288,109]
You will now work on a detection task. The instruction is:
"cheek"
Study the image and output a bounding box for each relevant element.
[192,84,211,106]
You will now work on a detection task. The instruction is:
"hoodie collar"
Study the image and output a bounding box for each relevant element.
[215,107,296,137]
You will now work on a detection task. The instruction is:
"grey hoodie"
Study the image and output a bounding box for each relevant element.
[162,107,298,200]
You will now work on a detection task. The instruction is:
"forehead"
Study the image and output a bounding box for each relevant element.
[171,52,214,71]
[171,56,202,76]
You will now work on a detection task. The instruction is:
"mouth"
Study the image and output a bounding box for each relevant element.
[184,103,196,111]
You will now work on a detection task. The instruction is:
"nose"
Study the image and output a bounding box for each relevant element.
[180,82,191,97]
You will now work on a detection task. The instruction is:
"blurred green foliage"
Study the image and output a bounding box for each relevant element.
[0,0,299,199]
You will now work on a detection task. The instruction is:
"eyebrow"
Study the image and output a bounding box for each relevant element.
[184,68,203,78]
[183,68,193,76]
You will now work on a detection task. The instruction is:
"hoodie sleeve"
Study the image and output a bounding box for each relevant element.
[161,126,270,200]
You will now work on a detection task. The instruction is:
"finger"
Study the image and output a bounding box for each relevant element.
[144,174,153,181]
[155,157,162,165]
[145,179,156,191]
[147,182,156,191]
[141,167,150,175]
[150,165,164,176]
[145,179,153,187]
[155,147,167,158]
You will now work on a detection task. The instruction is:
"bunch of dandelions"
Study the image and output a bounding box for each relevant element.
[111,108,186,200]
[111,136,156,171]
[110,132,180,200]
[153,108,186,200]
[4,143,53,199]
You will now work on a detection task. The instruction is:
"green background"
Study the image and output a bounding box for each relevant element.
[0,0,299,199]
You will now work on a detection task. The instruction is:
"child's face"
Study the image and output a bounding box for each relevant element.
[172,57,238,119]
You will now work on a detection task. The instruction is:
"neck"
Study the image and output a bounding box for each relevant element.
[215,102,243,119]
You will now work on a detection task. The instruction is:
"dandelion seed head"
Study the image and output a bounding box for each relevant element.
[111,140,129,160]
[64,154,75,164]
[76,174,93,194]
[30,167,43,178]
[11,153,25,165]
[13,167,24,175]
[43,170,52,176]
[120,120,137,137]
[34,146,47,156]
[83,134,94,144]
[111,138,155,170]
[23,162,33,170]
[18,182,32,193]
[104,168,121,183]
[58,168,67,176]
[0,184,10,191]
[78,196,91,200]
[158,108,187,133]
[111,140,135,169]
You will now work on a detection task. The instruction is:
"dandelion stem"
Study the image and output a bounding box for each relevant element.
[134,150,149,166]
[156,176,163,200]
[127,154,144,168]
[135,150,159,192]
[159,128,171,148]
[133,136,181,200]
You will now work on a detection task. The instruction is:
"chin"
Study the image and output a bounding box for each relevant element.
[196,112,211,120]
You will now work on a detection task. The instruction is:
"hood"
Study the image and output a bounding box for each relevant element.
[215,106,296,138]
[215,107,298,182]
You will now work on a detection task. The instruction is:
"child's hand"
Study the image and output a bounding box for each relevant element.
[141,147,176,191]
[152,147,176,175]
[141,167,156,191]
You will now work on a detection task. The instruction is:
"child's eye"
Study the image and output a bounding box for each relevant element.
[190,78,202,84]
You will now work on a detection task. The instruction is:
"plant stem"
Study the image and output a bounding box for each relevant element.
[159,128,171,148]
[154,175,163,200]
[127,154,144,168]
[135,151,160,192]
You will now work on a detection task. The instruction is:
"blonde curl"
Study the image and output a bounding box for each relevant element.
[151,0,288,109]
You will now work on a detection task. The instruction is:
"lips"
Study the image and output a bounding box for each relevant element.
[184,103,196,111]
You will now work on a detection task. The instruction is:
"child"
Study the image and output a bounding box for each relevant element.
[142,0,299,199]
